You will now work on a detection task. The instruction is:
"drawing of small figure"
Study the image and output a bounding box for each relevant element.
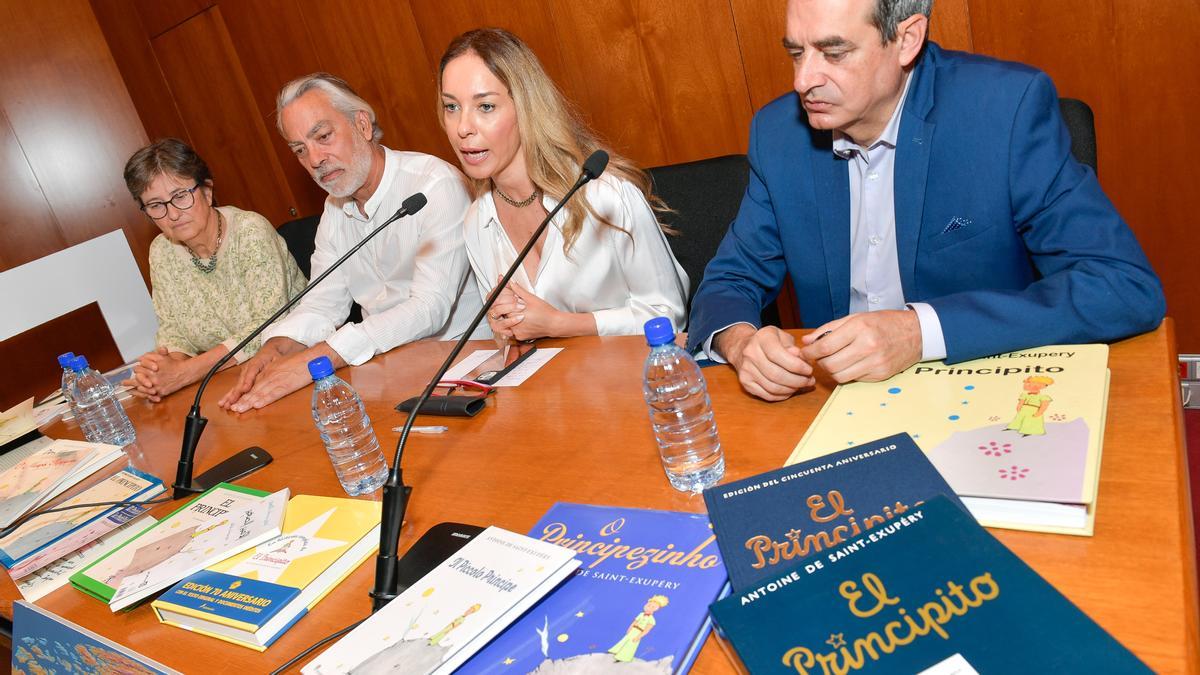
[1006,376,1054,436]
[608,595,669,662]
[428,603,481,647]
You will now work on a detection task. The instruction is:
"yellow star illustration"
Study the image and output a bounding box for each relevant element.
[503,658,515,665]
[826,633,846,649]
[575,611,585,617]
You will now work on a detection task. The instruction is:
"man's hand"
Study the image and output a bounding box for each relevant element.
[218,337,301,410]
[799,310,922,383]
[224,343,345,413]
[717,324,815,401]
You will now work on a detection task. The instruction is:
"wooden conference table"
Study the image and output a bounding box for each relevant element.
[2,324,1197,673]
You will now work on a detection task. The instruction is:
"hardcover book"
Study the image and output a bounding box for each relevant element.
[709,496,1150,674]
[12,600,179,674]
[458,503,730,675]
[70,483,287,611]
[151,494,382,650]
[788,345,1110,535]
[303,525,580,675]
[0,439,124,528]
[705,434,963,593]
[1,467,163,574]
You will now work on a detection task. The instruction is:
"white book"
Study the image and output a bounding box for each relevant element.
[304,526,580,675]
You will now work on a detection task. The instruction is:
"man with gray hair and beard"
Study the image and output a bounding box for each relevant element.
[220,73,481,412]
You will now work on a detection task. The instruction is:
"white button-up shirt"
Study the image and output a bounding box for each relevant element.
[463,174,688,335]
[264,148,482,365]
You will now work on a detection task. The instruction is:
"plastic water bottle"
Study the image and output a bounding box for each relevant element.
[69,355,136,446]
[309,356,389,496]
[642,317,724,493]
[58,352,77,402]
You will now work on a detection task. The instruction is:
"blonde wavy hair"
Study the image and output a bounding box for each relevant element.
[437,28,670,253]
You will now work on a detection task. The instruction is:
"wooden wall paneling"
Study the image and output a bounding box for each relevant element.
[0,106,68,273]
[627,0,752,163]
[0,0,156,283]
[544,1,672,167]
[729,0,790,113]
[91,0,193,144]
[150,6,298,226]
[219,0,328,220]
[408,0,572,97]
[928,0,972,51]
[297,0,455,162]
[133,0,212,38]
[1109,0,1200,352]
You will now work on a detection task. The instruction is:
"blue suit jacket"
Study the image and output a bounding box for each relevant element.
[687,43,1165,363]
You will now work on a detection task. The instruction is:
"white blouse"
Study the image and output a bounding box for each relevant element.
[463,174,688,336]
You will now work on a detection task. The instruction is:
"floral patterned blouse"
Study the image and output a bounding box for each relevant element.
[148,205,307,362]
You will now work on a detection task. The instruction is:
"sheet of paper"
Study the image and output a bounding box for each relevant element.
[0,398,37,446]
[442,348,562,387]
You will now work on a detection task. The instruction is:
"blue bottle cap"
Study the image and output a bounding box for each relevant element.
[643,317,675,346]
[57,352,76,367]
[308,356,335,380]
[72,355,90,371]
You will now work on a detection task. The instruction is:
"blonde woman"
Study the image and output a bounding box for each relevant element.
[438,28,687,342]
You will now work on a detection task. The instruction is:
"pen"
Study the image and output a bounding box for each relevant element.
[393,425,449,434]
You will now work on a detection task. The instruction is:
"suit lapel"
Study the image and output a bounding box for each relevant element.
[810,131,851,319]
[894,46,939,300]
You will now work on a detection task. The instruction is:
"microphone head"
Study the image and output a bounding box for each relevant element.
[582,150,609,181]
[402,192,427,215]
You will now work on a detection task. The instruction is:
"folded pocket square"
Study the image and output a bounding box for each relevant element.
[941,216,973,235]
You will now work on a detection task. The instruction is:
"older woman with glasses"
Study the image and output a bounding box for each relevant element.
[122,138,306,402]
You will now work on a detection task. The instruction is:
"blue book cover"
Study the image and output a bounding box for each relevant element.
[709,496,1151,673]
[703,433,964,592]
[457,503,729,674]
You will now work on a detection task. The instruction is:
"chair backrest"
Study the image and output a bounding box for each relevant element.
[1059,97,1098,174]
[649,154,781,326]
[275,214,362,324]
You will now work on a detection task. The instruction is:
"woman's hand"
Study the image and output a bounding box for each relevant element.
[486,279,526,343]
[126,347,192,402]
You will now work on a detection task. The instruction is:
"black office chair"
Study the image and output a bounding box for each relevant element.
[648,155,781,327]
[276,214,363,324]
[1059,97,1098,174]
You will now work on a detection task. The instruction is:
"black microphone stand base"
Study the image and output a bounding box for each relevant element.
[371,522,484,611]
[171,446,273,499]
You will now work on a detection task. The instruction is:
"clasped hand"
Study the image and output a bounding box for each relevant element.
[721,310,923,401]
[124,347,191,403]
[486,279,562,344]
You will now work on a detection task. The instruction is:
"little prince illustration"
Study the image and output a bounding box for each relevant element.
[608,595,669,662]
[1006,376,1054,436]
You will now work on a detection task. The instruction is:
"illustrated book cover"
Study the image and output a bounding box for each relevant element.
[705,434,964,593]
[17,516,155,603]
[1,467,162,574]
[788,345,1110,534]
[303,525,580,675]
[708,496,1149,674]
[12,600,180,674]
[70,483,287,611]
[0,439,124,529]
[458,503,730,675]
[151,494,382,650]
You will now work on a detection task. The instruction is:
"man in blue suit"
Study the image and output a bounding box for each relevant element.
[688,0,1164,401]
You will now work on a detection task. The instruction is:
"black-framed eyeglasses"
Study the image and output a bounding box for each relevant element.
[141,184,201,219]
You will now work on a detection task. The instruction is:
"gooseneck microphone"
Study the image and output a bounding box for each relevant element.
[172,193,429,499]
[370,150,609,610]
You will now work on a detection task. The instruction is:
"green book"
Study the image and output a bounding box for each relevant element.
[70,482,287,611]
